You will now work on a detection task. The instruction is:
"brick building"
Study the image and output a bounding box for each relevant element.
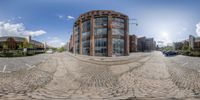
[0,36,44,51]
[137,37,156,52]
[129,35,137,52]
[137,37,146,52]
[72,10,129,56]
[189,35,200,51]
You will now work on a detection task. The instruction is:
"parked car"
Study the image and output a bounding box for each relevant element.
[46,49,53,54]
[164,51,178,56]
[162,50,167,54]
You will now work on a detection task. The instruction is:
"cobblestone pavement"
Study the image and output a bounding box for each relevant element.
[0,51,200,100]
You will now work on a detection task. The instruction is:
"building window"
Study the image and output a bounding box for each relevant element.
[82,32,90,41]
[94,28,107,38]
[82,40,90,55]
[74,26,80,54]
[112,38,124,56]
[82,20,90,33]
[112,28,124,36]
[112,18,125,28]
[75,43,79,54]
[95,38,107,56]
[95,17,108,27]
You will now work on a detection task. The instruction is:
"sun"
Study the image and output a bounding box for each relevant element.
[161,32,169,37]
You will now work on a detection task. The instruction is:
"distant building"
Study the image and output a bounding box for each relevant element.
[137,37,146,52]
[0,36,44,51]
[129,35,137,52]
[189,35,200,51]
[65,42,69,51]
[43,42,47,50]
[145,38,156,51]
[173,35,200,51]
[173,42,183,50]
[137,37,156,52]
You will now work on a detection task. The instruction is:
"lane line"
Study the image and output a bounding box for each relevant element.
[3,65,6,72]
[182,62,188,66]
[25,63,32,68]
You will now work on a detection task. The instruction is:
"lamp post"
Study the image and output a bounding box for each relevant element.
[128,18,138,53]
[129,19,138,26]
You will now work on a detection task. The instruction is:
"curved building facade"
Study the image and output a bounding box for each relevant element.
[73,10,129,56]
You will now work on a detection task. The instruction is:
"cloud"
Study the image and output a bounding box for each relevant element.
[46,37,65,48]
[196,22,200,36]
[67,15,75,20]
[18,16,22,19]
[26,30,46,37]
[0,21,46,37]
[58,15,64,19]
[57,15,75,20]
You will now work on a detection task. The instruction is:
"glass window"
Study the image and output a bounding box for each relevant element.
[75,43,79,54]
[112,18,125,28]
[95,38,107,56]
[82,20,90,33]
[82,32,90,41]
[74,26,80,34]
[112,38,124,56]
[112,28,124,36]
[95,17,108,27]
[82,40,90,55]
[94,28,107,38]
[112,18,125,23]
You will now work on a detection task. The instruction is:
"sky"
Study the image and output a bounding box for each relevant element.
[0,0,200,47]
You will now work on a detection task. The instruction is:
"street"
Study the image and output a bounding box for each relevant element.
[0,51,200,100]
[0,54,51,72]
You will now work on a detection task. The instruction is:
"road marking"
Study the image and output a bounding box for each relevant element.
[25,63,36,70]
[25,63,32,68]
[3,65,6,72]
[182,62,188,66]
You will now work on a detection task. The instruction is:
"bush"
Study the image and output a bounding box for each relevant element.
[57,47,65,53]
[181,50,190,55]
[191,51,200,57]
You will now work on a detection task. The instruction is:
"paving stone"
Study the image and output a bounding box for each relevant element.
[0,51,200,99]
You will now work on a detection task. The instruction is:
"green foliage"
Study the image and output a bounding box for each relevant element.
[23,39,29,48]
[190,51,200,57]
[28,44,33,49]
[3,43,8,49]
[181,43,189,51]
[18,44,23,49]
[57,47,65,52]
[162,46,173,51]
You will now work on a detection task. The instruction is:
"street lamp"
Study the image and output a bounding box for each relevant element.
[129,19,138,26]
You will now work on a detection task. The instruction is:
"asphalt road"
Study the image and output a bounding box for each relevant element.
[0,54,51,72]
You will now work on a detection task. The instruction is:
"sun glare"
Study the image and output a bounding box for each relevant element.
[161,32,169,37]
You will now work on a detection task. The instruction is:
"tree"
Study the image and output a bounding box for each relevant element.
[182,41,190,51]
[18,44,23,49]
[57,46,65,52]
[3,43,8,49]
[181,42,190,55]
[28,44,33,49]
[23,39,29,48]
